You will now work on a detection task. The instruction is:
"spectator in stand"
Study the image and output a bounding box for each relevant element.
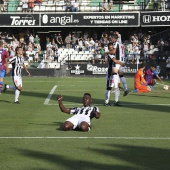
[65,0,73,12]
[54,51,58,62]
[153,0,158,11]
[27,41,34,52]
[160,0,166,11]
[101,32,109,47]
[78,36,84,51]
[168,0,170,10]
[22,0,28,13]
[46,37,50,46]
[89,37,95,51]
[28,0,34,12]
[101,0,110,12]
[84,38,90,51]
[56,33,63,48]
[51,38,58,53]
[71,0,79,12]
[35,0,42,4]
[133,47,140,64]
[9,46,16,59]
[34,34,41,51]
[71,34,77,49]
[0,0,4,12]
[29,34,34,44]
[33,51,39,63]
[158,38,164,51]
[65,33,72,49]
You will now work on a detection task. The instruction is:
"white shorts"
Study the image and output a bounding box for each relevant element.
[115,64,125,72]
[66,114,90,129]
[13,76,22,87]
[106,74,119,89]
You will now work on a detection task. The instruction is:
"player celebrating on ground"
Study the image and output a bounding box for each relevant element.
[104,43,125,106]
[0,41,9,95]
[3,47,31,103]
[57,93,101,132]
[110,34,129,96]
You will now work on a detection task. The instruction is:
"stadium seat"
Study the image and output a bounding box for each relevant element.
[34,5,40,12]
[48,62,60,69]
[40,5,46,11]
[17,7,22,12]
[122,5,129,10]
[56,6,64,12]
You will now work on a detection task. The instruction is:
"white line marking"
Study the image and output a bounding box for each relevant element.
[44,85,57,105]
[0,137,170,140]
[45,103,170,106]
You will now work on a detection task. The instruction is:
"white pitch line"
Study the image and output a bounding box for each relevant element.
[44,85,57,105]
[45,103,170,106]
[0,136,170,140]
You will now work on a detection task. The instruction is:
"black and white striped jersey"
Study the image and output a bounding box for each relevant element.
[70,106,99,119]
[113,41,125,62]
[107,54,116,77]
[9,56,24,77]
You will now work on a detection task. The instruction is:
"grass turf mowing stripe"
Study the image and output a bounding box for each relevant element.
[44,85,57,105]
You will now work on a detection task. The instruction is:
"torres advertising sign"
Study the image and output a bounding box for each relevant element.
[141,12,170,26]
[41,13,139,27]
[0,14,39,26]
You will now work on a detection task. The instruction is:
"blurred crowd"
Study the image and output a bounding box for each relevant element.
[0,28,169,65]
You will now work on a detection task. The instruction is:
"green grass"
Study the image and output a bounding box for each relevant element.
[0,77,170,170]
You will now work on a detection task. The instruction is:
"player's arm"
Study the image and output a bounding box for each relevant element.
[23,64,31,76]
[156,75,164,84]
[91,107,101,119]
[140,71,147,85]
[57,95,70,114]
[94,111,101,119]
[112,57,125,66]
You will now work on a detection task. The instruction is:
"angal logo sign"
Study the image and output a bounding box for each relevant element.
[41,14,79,26]
[10,15,36,26]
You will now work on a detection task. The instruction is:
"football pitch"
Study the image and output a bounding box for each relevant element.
[0,76,170,170]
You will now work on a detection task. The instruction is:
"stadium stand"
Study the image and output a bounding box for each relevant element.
[5,0,148,13]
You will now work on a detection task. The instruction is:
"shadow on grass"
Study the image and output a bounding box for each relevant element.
[16,143,170,170]
[16,148,137,170]
[89,144,170,170]
[0,99,12,103]
[4,90,170,113]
